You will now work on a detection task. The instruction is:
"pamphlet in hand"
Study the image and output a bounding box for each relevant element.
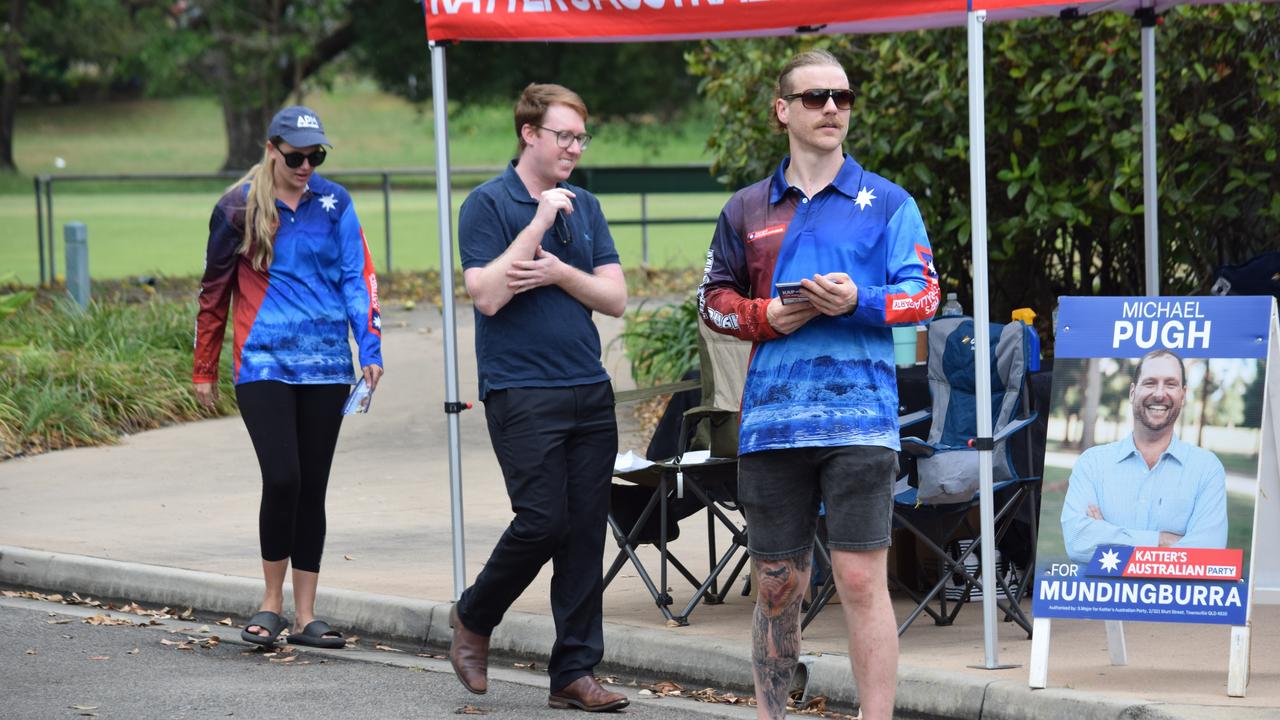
[775,280,809,305]
[343,377,374,415]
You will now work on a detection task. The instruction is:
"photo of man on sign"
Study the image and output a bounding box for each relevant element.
[1060,349,1228,563]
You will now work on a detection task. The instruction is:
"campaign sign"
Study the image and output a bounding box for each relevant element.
[1032,296,1268,626]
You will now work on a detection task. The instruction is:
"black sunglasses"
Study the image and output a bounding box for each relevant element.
[783,88,855,111]
[554,209,573,246]
[272,140,327,169]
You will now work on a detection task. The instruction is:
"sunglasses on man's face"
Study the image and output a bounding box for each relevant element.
[783,88,855,111]
[277,147,327,169]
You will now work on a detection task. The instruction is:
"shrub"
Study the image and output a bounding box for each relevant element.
[0,295,235,459]
[618,296,701,388]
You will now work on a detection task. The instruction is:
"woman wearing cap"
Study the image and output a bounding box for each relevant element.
[193,106,384,650]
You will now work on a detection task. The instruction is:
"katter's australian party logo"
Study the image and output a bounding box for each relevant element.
[1087,545,1243,582]
[1035,545,1248,625]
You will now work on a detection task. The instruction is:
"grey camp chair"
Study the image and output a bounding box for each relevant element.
[802,316,1040,636]
[606,321,752,625]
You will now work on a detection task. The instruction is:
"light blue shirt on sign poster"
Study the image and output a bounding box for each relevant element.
[1061,433,1228,563]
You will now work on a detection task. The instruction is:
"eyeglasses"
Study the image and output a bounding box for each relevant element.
[274,145,327,169]
[782,88,855,111]
[533,125,592,151]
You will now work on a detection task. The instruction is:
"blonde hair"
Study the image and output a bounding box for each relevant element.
[514,83,588,153]
[226,144,279,272]
[773,49,846,132]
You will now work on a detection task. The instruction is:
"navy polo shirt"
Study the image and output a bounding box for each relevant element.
[459,161,621,399]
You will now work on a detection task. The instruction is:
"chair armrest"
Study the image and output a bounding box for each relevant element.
[898,409,931,429]
[682,404,734,421]
[900,436,935,457]
[614,378,701,405]
[993,411,1038,443]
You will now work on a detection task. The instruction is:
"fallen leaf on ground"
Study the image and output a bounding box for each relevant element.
[88,655,110,661]
[637,689,654,696]
[127,648,139,655]
[800,696,828,712]
[179,608,195,620]
[198,625,210,633]
[512,661,535,669]
[216,618,233,626]
[416,652,446,659]
[688,687,746,705]
[343,555,355,560]
[46,618,72,625]
[84,614,135,627]
[374,644,404,652]
[269,655,297,664]
[25,648,36,655]
[454,706,486,715]
[651,680,684,695]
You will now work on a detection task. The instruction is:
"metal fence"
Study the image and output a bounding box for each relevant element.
[30,164,728,286]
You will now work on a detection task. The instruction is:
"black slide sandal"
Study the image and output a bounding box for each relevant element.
[288,620,345,649]
[240,611,289,647]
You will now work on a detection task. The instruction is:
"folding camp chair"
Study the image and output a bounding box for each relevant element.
[802,316,1041,636]
[606,321,753,626]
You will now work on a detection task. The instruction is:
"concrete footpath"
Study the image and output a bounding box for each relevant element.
[1,302,1276,719]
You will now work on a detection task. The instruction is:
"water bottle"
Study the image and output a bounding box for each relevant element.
[1011,308,1041,372]
[939,292,964,317]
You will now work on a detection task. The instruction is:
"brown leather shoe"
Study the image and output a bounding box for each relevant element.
[448,605,489,695]
[548,675,630,712]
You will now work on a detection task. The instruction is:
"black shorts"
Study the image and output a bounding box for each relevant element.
[738,445,898,561]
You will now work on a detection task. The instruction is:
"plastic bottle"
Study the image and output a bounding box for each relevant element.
[1010,308,1041,372]
[939,292,964,317]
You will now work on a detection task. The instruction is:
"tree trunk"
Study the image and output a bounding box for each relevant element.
[215,17,354,172]
[0,0,27,173]
[1080,357,1102,450]
[1196,363,1212,446]
[221,101,273,172]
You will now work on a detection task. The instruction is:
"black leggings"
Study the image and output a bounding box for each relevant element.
[235,380,348,573]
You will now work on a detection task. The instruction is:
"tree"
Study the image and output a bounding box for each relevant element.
[144,1,355,170]
[0,0,25,172]
[0,0,148,173]
[351,0,698,119]
[687,6,1280,336]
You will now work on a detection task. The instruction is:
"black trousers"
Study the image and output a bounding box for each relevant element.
[236,380,348,573]
[457,381,617,692]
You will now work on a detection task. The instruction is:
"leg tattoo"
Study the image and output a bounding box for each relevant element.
[752,556,811,719]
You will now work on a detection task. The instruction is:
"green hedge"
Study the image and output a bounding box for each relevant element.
[0,293,235,459]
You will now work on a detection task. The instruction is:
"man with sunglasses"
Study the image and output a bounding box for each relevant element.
[451,83,628,713]
[698,50,939,720]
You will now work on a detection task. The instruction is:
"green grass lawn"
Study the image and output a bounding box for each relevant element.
[3,78,726,283]
[11,77,716,176]
[1,189,727,283]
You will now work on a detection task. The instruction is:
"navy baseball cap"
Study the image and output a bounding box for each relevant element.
[268,105,331,148]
